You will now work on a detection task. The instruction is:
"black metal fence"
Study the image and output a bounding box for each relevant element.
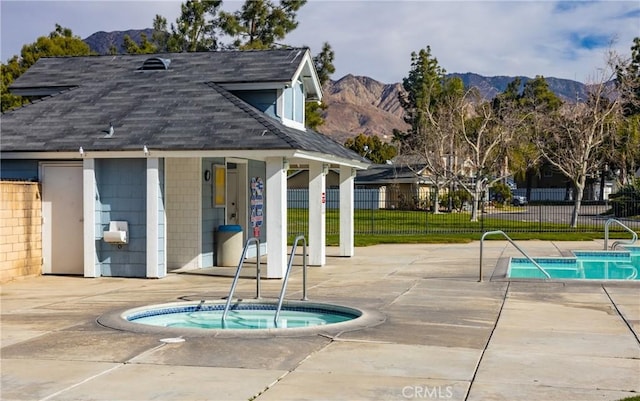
[287,189,640,236]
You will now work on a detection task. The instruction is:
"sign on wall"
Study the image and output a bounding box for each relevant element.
[250,177,264,237]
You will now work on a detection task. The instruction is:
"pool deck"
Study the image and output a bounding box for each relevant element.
[2,241,639,401]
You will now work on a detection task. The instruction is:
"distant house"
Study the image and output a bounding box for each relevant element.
[513,163,615,201]
[355,164,434,209]
[287,169,340,189]
[1,49,368,280]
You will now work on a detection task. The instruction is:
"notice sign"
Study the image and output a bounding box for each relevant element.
[250,177,264,235]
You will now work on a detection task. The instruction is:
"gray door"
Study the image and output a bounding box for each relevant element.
[41,163,83,275]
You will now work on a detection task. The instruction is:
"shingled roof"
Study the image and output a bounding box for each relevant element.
[2,49,367,165]
[10,48,310,90]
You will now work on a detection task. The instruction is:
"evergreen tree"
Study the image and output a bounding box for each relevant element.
[505,76,562,200]
[167,0,222,52]
[306,42,335,130]
[123,33,157,54]
[395,46,455,213]
[1,24,92,112]
[344,134,397,164]
[613,37,640,183]
[219,0,306,50]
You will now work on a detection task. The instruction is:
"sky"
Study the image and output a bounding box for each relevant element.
[1,0,639,84]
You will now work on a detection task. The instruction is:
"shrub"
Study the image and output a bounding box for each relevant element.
[490,182,512,205]
[609,179,640,218]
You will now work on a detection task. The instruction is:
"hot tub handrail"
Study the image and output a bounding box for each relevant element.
[274,235,308,327]
[479,230,551,282]
[604,218,638,250]
[221,237,261,323]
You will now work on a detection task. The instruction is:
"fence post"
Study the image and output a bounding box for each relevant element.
[370,191,375,234]
[538,204,542,232]
[424,209,428,234]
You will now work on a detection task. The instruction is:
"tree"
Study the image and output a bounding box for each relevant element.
[306,42,335,130]
[613,37,640,184]
[1,24,92,112]
[219,0,306,50]
[123,33,157,54]
[166,0,222,52]
[456,89,518,221]
[504,76,563,200]
[535,58,622,228]
[151,15,171,52]
[313,42,335,86]
[395,46,468,214]
[344,133,397,164]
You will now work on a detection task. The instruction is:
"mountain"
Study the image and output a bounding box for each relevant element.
[84,29,154,55]
[318,75,408,143]
[317,73,590,142]
[449,72,588,102]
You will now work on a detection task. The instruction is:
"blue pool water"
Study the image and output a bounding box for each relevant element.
[127,303,359,330]
[508,247,640,280]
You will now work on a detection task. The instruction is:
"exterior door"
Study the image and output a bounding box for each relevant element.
[41,163,83,275]
[227,170,239,225]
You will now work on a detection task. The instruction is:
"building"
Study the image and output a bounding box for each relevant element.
[1,49,368,280]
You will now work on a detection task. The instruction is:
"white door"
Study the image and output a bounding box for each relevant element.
[41,163,83,275]
[227,170,239,225]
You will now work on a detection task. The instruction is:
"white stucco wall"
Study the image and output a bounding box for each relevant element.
[165,158,201,270]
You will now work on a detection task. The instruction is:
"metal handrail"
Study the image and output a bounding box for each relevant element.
[221,237,261,323]
[274,235,308,327]
[604,218,638,250]
[479,230,551,282]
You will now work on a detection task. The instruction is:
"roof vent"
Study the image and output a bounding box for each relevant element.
[139,57,171,71]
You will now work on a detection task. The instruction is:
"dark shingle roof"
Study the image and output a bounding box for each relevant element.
[356,164,430,184]
[1,50,367,164]
[10,49,306,89]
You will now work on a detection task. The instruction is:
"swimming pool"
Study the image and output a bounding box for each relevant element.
[98,299,386,337]
[508,247,640,280]
[127,302,358,329]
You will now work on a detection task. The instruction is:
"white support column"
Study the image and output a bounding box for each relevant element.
[82,158,98,277]
[339,165,355,257]
[265,157,287,278]
[146,157,164,278]
[308,161,326,266]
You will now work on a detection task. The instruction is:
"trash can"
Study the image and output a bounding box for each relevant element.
[216,225,243,267]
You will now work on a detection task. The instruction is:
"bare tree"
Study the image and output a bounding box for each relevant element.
[535,57,621,227]
[455,89,517,221]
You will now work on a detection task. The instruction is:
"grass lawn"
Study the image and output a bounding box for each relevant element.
[287,208,638,246]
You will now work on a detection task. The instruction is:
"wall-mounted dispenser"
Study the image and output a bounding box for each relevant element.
[103,221,128,244]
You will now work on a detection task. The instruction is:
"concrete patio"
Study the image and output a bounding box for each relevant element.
[1,241,639,401]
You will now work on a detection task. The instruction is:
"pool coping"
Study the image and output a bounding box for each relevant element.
[97,299,387,338]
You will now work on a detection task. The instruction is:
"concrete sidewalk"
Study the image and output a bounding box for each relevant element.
[1,241,639,401]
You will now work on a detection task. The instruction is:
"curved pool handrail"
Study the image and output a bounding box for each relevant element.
[604,218,638,250]
[221,237,261,323]
[619,264,638,280]
[479,230,551,282]
[274,235,308,327]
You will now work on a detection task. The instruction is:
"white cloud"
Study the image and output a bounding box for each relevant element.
[1,0,638,84]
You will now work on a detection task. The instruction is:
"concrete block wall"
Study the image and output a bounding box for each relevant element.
[166,158,202,270]
[0,182,42,283]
